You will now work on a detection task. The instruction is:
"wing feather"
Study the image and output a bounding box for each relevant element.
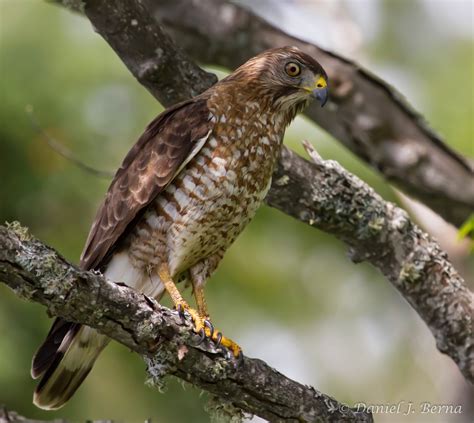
[80,98,214,271]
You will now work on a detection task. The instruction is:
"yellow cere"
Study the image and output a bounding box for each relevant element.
[314,75,327,89]
[302,75,327,93]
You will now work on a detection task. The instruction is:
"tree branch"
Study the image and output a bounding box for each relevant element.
[149,0,474,228]
[0,223,371,423]
[82,1,217,106]
[50,0,473,383]
[292,141,474,382]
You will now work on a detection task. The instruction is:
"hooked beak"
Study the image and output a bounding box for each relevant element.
[310,75,328,107]
[312,86,328,107]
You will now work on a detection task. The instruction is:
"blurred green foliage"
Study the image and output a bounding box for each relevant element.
[458,214,474,252]
[0,1,472,422]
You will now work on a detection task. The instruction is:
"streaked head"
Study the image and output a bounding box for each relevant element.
[225,46,329,111]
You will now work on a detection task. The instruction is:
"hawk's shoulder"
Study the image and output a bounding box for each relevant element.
[80,97,214,271]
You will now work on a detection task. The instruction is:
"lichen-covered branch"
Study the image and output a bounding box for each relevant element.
[82,0,217,106]
[275,142,473,384]
[149,0,474,227]
[0,224,372,423]
[52,0,473,383]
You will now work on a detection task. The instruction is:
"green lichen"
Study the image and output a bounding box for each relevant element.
[399,260,423,284]
[40,252,66,293]
[367,216,385,233]
[144,355,170,393]
[6,221,32,242]
[205,396,246,423]
[136,319,163,342]
[203,356,231,382]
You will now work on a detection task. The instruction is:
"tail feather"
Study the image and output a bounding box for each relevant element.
[32,325,108,410]
[31,318,80,379]
[31,252,154,409]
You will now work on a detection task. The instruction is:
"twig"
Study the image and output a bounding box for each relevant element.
[26,106,114,179]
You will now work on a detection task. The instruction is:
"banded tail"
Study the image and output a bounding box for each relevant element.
[31,319,108,410]
[31,252,163,409]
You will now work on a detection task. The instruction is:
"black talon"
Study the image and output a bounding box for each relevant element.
[176,304,186,321]
[215,332,223,347]
[204,320,214,338]
[196,328,206,345]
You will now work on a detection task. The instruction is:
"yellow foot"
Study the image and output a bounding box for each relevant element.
[175,303,242,359]
[212,330,242,359]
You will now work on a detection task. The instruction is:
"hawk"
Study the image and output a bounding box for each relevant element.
[31,46,328,409]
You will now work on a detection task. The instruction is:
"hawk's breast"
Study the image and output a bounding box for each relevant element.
[129,108,285,276]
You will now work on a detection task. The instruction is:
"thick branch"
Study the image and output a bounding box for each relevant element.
[150,0,474,227]
[0,224,371,423]
[53,0,474,383]
[82,0,216,106]
[279,142,474,383]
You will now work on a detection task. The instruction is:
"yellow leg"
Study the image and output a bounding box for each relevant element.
[159,262,241,358]
[158,263,186,307]
[158,263,205,333]
[193,281,210,319]
[192,280,242,358]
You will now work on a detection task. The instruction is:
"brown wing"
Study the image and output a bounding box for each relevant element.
[80,98,214,271]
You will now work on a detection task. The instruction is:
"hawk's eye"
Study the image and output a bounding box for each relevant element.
[285,62,301,77]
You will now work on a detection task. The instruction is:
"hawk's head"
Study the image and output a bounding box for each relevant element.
[224,46,329,112]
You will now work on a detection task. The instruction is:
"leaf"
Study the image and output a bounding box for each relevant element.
[458,214,474,252]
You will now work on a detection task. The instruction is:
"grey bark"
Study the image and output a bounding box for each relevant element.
[84,0,217,105]
[0,224,372,423]
[148,0,474,227]
[50,0,473,383]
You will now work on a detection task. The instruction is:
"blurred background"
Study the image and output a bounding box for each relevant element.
[0,0,473,422]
